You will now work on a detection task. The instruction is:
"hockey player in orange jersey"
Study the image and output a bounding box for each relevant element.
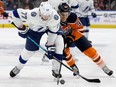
[0,1,8,17]
[58,2,113,76]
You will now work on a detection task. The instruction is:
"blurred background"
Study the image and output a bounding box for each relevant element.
[0,0,116,29]
[1,0,116,10]
[0,1,116,87]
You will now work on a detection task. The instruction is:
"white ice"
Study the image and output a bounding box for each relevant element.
[0,28,116,87]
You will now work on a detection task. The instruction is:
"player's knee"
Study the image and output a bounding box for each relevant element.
[20,48,35,60]
[74,36,92,52]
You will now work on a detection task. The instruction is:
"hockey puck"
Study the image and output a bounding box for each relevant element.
[60,79,65,84]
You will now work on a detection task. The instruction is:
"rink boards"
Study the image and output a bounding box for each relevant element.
[0,11,116,29]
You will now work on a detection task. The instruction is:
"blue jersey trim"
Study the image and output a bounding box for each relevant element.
[71,4,79,9]
[13,10,20,18]
[19,56,27,64]
[48,26,63,35]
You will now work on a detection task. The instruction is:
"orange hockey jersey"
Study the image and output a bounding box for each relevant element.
[61,12,84,41]
[61,12,104,69]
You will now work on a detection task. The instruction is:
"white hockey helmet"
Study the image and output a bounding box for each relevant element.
[39,2,53,16]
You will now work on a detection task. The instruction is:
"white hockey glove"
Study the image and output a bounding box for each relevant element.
[18,25,29,34]
[45,44,56,59]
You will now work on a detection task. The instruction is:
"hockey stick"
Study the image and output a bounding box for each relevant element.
[10,20,101,83]
[27,36,101,83]
[57,60,62,85]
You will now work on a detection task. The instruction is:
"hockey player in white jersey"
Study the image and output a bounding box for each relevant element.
[9,2,64,79]
[71,0,97,40]
[44,0,80,61]
[48,0,78,11]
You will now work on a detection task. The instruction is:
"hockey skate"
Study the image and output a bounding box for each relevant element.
[102,66,113,76]
[71,64,79,76]
[10,66,21,77]
[42,54,49,63]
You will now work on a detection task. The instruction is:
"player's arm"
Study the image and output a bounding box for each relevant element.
[11,9,29,34]
[45,14,61,59]
[46,14,61,45]
[12,9,24,28]
[90,0,97,18]
[47,23,60,45]
[70,0,79,12]
[72,18,83,30]
[68,13,83,30]
[90,0,95,13]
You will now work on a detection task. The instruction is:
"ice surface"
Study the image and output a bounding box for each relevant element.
[0,28,116,87]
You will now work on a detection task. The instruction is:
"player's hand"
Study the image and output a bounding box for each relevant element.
[2,12,8,17]
[18,25,29,34]
[45,44,55,59]
[64,36,74,48]
[91,12,97,18]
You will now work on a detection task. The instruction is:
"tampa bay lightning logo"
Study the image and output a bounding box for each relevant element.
[31,12,37,17]
[54,15,59,20]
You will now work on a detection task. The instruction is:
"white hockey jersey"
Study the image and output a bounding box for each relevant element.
[12,7,60,33]
[11,4,61,45]
[75,0,95,17]
[48,0,78,11]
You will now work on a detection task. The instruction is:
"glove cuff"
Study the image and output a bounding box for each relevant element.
[18,25,29,34]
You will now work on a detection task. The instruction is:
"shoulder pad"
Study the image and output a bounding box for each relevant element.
[67,13,77,23]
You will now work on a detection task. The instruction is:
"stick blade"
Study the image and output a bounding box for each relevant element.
[87,79,101,83]
[80,75,101,83]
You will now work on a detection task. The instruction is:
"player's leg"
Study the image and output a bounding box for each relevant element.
[63,34,79,76]
[64,47,79,76]
[52,35,64,78]
[83,47,113,76]
[10,31,44,77]
[70,43,79,61]
[74,35,113,76]
[41,53,49,63]
[10,48,35,77]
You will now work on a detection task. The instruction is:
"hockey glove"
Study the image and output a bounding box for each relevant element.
[18,25,29,38]
[18,25,29,34]
[64,36,74,48]
[91,12,97,18]
[45,45,55,59]
[2,12,8,17]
